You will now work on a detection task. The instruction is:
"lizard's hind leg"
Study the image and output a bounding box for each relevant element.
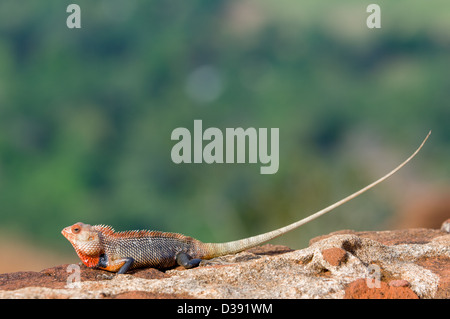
[176,252,202,269]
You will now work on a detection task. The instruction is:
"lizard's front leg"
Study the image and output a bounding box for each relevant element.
[117,257,135,274]
[98,254,135,274]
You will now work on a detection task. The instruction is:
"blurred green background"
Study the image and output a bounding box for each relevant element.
[0,0,449,272]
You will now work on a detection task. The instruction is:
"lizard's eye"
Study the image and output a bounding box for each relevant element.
[71,225,81,234]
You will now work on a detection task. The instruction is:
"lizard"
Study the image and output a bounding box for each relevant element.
[62,131,430,274]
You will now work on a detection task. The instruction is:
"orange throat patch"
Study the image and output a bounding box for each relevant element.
[75,249,100,268]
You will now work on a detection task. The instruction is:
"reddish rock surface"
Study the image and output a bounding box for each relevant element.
[0,244,291,298]
[310,228,445,246]
[416,256,450,299]
[322,247,347,266]
[388,279,410,287]
[311,226,450,299]
[0,263,169,292]
[0,226,448,299]
[344,278,419,299]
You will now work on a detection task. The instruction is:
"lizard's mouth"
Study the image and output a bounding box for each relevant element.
[61,227,70,238]
[61,226,76,242]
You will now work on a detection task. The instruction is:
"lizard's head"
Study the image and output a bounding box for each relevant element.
[61,222,102,267]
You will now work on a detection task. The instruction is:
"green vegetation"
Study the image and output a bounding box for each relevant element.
[0,0,448,250]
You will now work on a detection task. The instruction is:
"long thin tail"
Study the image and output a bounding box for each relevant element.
[204,131,431,258]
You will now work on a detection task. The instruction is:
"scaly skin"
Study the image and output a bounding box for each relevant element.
[61,223,211,272]
[62,131,430,273]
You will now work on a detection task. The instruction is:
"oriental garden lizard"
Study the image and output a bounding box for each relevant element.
[62,131,430,274]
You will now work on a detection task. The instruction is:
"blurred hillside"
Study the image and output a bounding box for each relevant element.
[0,0,449,272]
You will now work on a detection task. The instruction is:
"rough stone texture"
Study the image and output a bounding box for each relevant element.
[322,248,347,266]
[0,225,449,299]
[344,279,419,299]
[441,218,450,233]
[388,279,411,287]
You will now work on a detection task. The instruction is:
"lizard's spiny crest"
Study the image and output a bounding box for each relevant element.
[92,224,196,242]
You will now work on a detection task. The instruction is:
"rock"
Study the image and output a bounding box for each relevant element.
[344,279,419,299]
[441,219,450,233]
[0,226,448,299]
[321,248,347,266]
[309,228,446,246]
[388,279,410,287]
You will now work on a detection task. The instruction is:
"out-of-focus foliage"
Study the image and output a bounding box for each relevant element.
[0,0,449,250]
